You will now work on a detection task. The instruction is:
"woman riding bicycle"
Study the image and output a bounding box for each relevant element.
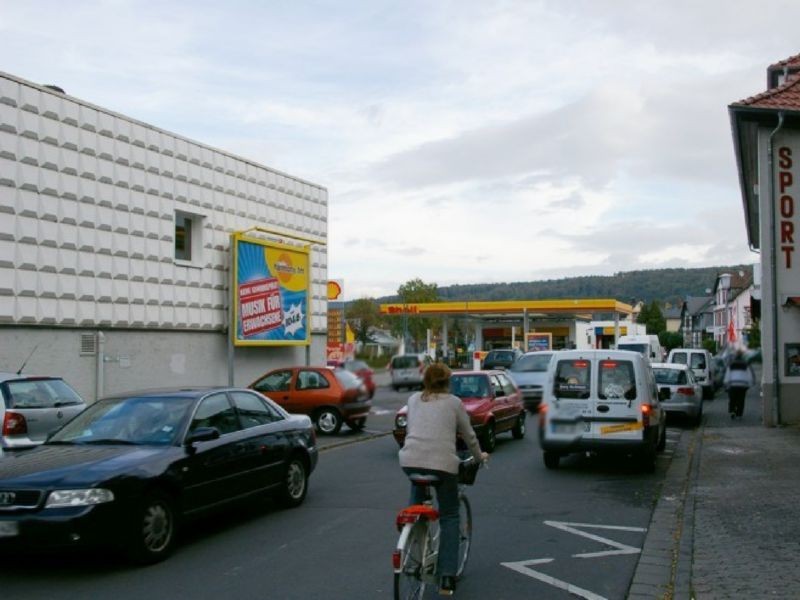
[398,362,487,596]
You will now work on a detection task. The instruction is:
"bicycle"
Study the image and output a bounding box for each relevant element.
[392,457,479,599]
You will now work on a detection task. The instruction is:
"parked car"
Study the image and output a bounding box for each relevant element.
[538,350,666,471]
[393,370,526,453]
[389,354,431,391]
[328,359,376,399]
[249,366,370,434]
[1,373,86,450]
[0,387,317,563]
[482,348,523,370]
[507,351,555,413]
[652,362,703,426]
[667,348,714,400]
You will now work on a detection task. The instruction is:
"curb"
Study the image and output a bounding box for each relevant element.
[627,422,703,599]
[318,430,393,453]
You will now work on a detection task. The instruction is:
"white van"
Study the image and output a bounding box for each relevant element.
[616,335,664,362]
[667,348,714,400]
[538,349,666,471]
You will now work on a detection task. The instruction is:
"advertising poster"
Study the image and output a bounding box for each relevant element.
[232,233,310,346]
[526,332,552,352]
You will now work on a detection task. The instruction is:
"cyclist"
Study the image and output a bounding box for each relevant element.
[398,362,487,595]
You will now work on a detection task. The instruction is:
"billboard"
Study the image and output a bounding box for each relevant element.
[526,332,552,352]
[232,233,310,346]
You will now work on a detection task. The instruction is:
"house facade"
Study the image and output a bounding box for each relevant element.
[680,296,714,349]
[711,270,754,350]
[0,72,329,401]
[730,53,800,425]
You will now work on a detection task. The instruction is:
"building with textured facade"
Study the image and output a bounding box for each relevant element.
[0,72,328,401]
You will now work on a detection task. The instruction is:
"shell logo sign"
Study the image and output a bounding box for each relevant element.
[327,280,343,301]
[232,233,310,346]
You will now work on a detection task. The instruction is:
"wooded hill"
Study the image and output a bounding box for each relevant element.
[382,265,754,306]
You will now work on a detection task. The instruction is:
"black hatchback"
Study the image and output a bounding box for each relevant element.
[0,387,318,564]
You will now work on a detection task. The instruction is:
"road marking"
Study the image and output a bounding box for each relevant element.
[501,558,608,600]
[544,520,645,558]
[501,521,647,598]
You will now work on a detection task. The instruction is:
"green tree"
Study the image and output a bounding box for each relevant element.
[394,278,440,351]
[659,331,683,353]
[746,318,761,349]
[637,301,666,335]
[345,298,381,345]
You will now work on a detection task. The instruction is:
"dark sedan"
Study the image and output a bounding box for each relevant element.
[0,387,318,564]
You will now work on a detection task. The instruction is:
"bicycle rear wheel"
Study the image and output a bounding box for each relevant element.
[394,523,428,600]
[456,493,472,577]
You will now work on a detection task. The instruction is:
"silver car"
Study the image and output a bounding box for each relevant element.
[507,351,555,413]
[389,354,431,391]
[651,363,703,426]
[0,373,86,449]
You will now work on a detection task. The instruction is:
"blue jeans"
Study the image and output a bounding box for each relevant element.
[403,467,460,578]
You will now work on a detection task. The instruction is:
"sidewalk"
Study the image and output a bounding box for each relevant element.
[629,365,800,599]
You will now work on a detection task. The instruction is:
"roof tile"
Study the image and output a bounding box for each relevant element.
[732,75,800,110]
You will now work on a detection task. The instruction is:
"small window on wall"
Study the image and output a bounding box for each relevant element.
[174,210,204,265]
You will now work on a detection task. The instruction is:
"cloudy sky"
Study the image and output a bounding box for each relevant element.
[1,1,797,299]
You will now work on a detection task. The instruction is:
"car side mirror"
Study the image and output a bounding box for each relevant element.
[184,427,220,448]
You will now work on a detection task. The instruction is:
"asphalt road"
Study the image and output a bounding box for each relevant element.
[0,373,686,600]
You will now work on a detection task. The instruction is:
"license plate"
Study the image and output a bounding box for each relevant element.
[551,422,589,434]
[0,521,19,538]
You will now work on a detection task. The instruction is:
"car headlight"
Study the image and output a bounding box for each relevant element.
[45,488,115,508]
[396,414,407,428]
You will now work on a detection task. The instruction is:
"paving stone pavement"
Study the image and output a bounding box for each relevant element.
[629,365,800,599]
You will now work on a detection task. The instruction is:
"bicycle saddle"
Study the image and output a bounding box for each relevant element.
[408,474,440,486]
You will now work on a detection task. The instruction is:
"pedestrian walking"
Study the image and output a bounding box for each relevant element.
[723,350,755,418]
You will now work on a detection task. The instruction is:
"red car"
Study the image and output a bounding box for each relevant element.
[250,366,371,435]
[392,370,526,452]
[327,359,376,399]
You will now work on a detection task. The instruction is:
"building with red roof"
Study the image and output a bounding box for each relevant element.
[730,54,800,425]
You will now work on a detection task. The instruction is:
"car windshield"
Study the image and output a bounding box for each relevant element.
[4,378,83,409]
[671,352,688,365]
[653,368,687,385]
[509,353,551,372]
[690,354,706,369]
[392,356,420,369]
[334,370,361,389]
[599,360,636,400]
[450,375,489,399]
[554,359,591,399]
[49,396,194,446]
[618,343,648,356]
[346,360,369,371]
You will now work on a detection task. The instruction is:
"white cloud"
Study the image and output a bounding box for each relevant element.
[0,0,792,299]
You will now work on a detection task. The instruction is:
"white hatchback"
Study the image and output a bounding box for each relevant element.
[538,350,666,471]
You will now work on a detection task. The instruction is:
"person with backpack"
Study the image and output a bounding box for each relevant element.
[723,350,755,418]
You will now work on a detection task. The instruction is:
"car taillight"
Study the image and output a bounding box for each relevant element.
[3,411,27,436]
[676,387,694,396]
[538,403,547,426]
[640,404,652,428]
[393,550,402,569]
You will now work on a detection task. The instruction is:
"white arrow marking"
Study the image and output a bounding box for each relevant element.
[544,520,646,558]
[501,558,608,600]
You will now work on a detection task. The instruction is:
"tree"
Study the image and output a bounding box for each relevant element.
[659,331,683,353]
[637,301,666,335]
[345,298,381,345]
[394,278,440,351]
[746,318,761,349]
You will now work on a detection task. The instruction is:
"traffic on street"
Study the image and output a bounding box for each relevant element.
[0,369,693,600]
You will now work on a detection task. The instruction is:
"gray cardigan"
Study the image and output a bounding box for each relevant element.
[398,392,483,474]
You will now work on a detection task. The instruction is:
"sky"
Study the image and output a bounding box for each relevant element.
[1,0,797,300]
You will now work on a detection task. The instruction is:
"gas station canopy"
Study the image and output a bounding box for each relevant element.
[379,299,633,319]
